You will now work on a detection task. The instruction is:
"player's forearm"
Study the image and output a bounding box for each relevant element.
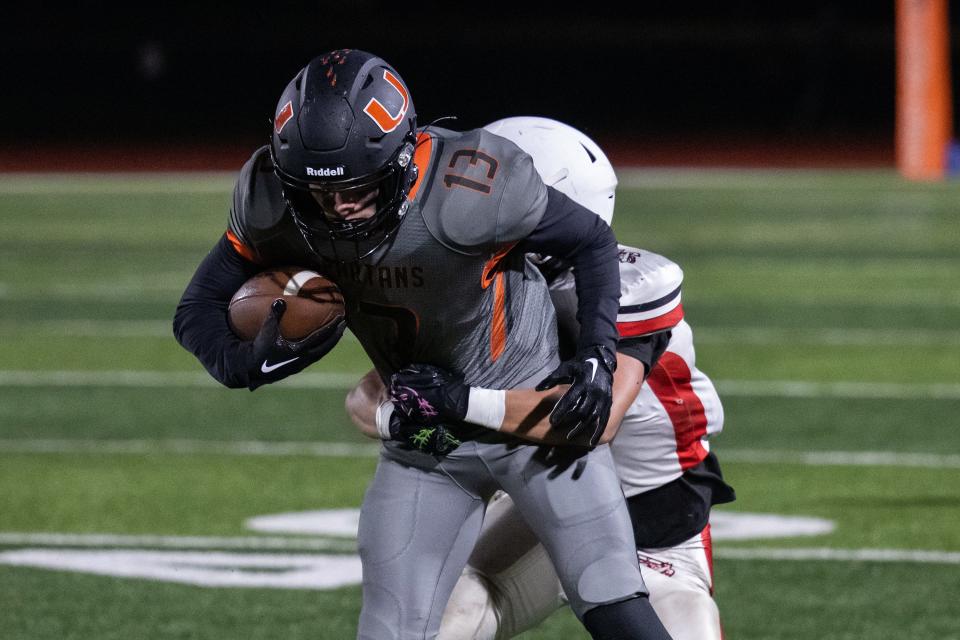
[378,375,579,445]
[498,387,621,447]
[491,389,618,447]
[346,370,387,439]
[500,386,569,444]
[173,235,261,388]
[387,354,643,447]
[496,353,643,446]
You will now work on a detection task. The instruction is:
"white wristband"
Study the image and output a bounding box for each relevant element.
[465,387,506,431]
[375,401,395,440]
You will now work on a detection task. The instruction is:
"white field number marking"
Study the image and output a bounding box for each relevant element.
[0,510,831,590]
[1,510,957,591]
[3,438,960,469]
[3,369,960,400]
[0,549,362,590]
[4,509,950,591]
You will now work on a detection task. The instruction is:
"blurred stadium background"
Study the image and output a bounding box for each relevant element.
[0,2,937,169]
[1,3,959,639]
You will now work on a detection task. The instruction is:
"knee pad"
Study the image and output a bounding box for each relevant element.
[566,543,649,618]
[439,541,568,640]
[490,544,566,638]
[438,569,500,640]
[649,590,721,640]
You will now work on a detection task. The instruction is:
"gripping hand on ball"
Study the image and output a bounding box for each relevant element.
[536,344,617,446]
[248,299,345,390]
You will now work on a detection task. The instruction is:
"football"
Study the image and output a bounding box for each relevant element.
[228,267,345,341]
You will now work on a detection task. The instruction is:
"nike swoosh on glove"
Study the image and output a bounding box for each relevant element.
[248,298,345,390]
[536,344,617,446]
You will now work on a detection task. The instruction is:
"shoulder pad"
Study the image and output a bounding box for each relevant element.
[616,245,684,338]
[228,146,290,257]
[418,129,547,254]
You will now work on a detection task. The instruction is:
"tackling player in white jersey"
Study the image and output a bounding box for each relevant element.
[348,116,734,639]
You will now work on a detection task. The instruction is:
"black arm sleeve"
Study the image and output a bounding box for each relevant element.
[172,234,263,388]
[617,331,671,379]
[518,187,621,353]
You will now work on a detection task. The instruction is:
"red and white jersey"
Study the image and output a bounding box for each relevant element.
[613,318,724,497]
[611,246,724,497]
[548,245,724,497]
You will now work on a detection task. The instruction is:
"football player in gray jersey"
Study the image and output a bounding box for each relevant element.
[173,50,672,640]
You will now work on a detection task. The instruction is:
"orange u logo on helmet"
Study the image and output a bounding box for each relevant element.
[275,101,294,135]
[363,70,409,133]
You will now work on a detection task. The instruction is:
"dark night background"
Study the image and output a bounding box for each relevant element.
[2,2,958,167]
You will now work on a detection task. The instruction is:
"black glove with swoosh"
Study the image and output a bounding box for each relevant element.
[536,344,617,446]
[248,299,346,390]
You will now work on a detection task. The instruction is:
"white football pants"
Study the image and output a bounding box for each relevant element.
[438,492,721,640]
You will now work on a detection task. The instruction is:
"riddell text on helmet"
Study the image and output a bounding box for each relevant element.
[306,166,346,177]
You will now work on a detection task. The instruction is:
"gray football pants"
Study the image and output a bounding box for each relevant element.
[356,439,648,640]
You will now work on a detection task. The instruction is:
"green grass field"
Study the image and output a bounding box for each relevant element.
[1,169,959,639]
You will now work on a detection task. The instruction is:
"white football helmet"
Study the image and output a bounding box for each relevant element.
[484,116,617,226]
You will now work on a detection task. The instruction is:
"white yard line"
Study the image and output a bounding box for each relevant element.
[718,449,960,469]
[0,439,380,457]
[3,322,957,347]
[0,370,363,389]
[694,327,960,347]
[0,321,364,342]
[714,547,960,564]
[1,531,957,566]
[0,532,355,552]
[1,438,959,468]
[2,369,958,400]
[715,379,960,400]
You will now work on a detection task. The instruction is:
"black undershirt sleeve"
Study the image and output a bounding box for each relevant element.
[172,234,262,388]
[617,331,672,379]
[518,187,620,353]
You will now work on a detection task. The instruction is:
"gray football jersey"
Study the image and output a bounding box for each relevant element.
[228,127,560,389]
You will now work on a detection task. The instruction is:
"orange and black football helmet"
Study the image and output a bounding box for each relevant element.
[270,49,418,260]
